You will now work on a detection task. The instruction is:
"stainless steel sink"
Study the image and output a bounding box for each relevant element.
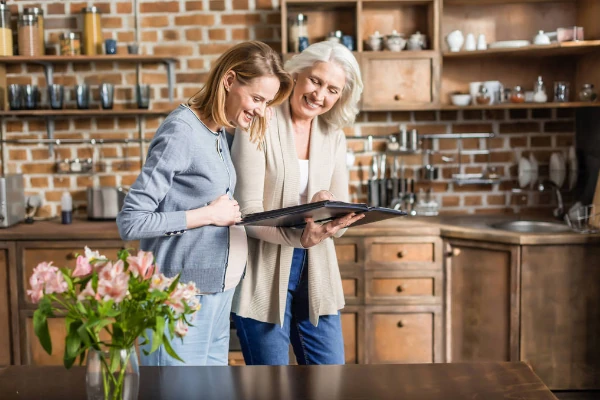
[489,220,572,233]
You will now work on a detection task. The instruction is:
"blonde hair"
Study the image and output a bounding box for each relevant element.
[188,41,293,146]
[285,41,363,130]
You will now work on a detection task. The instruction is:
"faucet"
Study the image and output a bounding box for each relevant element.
[537,180,565,220]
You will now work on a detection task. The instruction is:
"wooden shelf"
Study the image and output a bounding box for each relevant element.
[440,102,600,110]
[0,109,170,117]
[0,55,177,64]
[443,40,600,58]
[362,50,438,58]
[445,0,574,4]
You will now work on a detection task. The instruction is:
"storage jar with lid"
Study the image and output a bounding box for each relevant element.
[18,14,40,57]
[510,86,525,103]
[0,3,12,56]
[60,32,81,55]
[579,84,597,102]
[23,7,44,55]
[533,76,548,103]
[82,7,103,55]
[289,14,308,53]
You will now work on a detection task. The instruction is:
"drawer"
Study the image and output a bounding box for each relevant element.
[342,278,358,298]
[335,242,358,264]
[370,277,434,297]
[370,242,434,263]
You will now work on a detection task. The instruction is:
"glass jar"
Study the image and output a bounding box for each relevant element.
[23,7,44,55]
[18,14,40,57]
[475,85,491,105]
[0,3,12,56]
[510,86,525,103]
[59,32,81,56]
[579,84,597,102]
[554,81,570,102]
[82,7,103,55]
[289,13,308,53]
[533,76,547,103]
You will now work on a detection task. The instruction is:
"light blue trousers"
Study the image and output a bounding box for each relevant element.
[139,287,235,366]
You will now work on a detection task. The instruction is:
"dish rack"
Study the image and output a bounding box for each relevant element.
[565,204,600,234]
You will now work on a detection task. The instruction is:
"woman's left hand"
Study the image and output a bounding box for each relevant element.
[300,212,365,248]
[310,190,335,203]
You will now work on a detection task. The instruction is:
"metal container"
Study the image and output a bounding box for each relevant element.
[0,174,25,228]
[86,187,126,220]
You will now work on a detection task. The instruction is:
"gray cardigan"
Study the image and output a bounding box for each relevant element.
[117,105,236,293]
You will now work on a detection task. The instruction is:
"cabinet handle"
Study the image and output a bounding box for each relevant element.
[397,251,404,258]
[446,248,461,257]
[394,94,402,101]
[397,320,404,328]
[66,252,78,260]
[396,285,404,293]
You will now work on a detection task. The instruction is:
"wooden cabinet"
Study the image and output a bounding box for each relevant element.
[0,243,16,365]
[520,244,600,390]
[444,239,519,363]
[341,306,363,364]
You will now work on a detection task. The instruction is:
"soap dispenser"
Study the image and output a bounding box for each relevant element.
[61,191,72,224]
[533,76,548,103]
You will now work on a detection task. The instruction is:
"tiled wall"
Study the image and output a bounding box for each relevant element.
[2,0,573,217]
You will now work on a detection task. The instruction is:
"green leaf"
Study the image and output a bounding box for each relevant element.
[161,333,184,363]
[109,347,120,373]
[66,321,83,360]
[150,317,165,354]
[33,308,52,355]
[167,275,180,293]
[77,324,93,348]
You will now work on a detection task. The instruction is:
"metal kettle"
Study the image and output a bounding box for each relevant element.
[86,186,127,220]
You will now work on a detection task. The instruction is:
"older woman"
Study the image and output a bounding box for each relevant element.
[231,41,364,365]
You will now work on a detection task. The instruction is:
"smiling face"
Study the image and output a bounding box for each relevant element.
[223,72,281,130]
[289,61,346,122]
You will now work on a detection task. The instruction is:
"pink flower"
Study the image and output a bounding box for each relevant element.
[72,255,92,277]
[167,282,200,317]
[27,261,68,303]
[77,280,97,301]
[150,273,173,292]
[127,250,156,280]
[174,319,189,338]
[98,260,125,281]
[97,261,129,303]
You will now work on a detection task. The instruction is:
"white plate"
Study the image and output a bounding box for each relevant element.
[549,152,566,188]
[528,153,539,188]
[518,156,531,188]
[488,40,531,49]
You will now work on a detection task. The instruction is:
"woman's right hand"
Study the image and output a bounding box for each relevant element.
[300,212,364,248]
[208,195,242,226]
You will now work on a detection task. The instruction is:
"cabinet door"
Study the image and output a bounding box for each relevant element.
[365,305,442,364]
[341,306,363,364]
[520,244,600,390]
[0,246,13,365]
[361,54,437,110]
[445,240,519,363]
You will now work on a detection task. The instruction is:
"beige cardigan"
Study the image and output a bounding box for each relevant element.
[230,101,349,326]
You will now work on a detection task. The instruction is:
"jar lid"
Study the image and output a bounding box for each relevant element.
[296,13,306,22]
[19,14,37,24]
[24,7,43,16]
[82,6,101,13]
[60,32,80,40]
[0,3,9,12]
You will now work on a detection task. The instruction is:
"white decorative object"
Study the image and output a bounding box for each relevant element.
[476,34,487,50]
[488,40,531,49]
[450,94,472,106]
[446,30,464,52]
[385,30,406,52]
[533,30,551,45]
[469,81,483,105]
[518,156,532,189]
[464,33,476,51]
[483,81,503,105]
[367,31,383,51]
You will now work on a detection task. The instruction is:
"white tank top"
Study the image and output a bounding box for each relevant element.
[299,159,309,205]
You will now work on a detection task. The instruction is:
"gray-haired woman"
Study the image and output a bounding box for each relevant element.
[231,41,364,365]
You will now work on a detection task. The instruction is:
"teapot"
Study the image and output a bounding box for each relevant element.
[407,31,427,50]
[384,30,406,52]
[367,31,383,51]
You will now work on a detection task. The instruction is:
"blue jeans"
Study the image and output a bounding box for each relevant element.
[140,287,235,366]
[232,248,345,365]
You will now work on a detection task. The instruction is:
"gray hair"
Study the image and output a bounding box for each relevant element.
[284,41,363,130]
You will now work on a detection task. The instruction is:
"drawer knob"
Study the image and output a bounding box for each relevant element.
[446,248,461,257]
[66,251,78,260]
[397,251,405,258]
[396,285,404,293]
[397,320,405,328]
[394,94,402,101]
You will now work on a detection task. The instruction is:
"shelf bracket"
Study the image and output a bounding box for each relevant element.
[163,60,176,103]
[38,62,54,86]
[45,117,55,157]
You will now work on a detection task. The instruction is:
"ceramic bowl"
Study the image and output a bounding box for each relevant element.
[450,94,472,106]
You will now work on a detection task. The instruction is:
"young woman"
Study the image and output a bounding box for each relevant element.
[117,41,293,366]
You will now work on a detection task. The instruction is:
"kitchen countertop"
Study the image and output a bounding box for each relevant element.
[0,215,599,245]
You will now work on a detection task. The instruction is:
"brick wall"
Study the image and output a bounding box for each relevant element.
[3,0,573,217]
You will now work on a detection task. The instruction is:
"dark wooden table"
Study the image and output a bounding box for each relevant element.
[0,362,557,400]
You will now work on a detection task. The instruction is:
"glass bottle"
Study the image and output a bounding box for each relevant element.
[0,3,12,56]
[533,76,547,103]
[289,13,308,53]
[59,32,81,56]
[82,7,103,55]
[476,85,491,105]
[23,7,44,56]
[510,86,525,103]
[579,84,597,102]
[18,14,40,57]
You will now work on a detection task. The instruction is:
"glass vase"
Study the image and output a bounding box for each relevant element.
[86,346,140,400]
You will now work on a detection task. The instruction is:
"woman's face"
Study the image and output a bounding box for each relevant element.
[289,61,346,121]
[224,72,281,129]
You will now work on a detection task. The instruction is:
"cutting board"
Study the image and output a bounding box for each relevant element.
[591,173,600,228]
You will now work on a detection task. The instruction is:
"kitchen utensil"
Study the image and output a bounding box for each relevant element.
[76,84,90,109]
[408,129,418,152]
[420,151,438,181]
[368,155,380,207]
[8,84,22,110]
[100,83,114,109]
[48,84,64,109]
[567,146,578,191]
[127,43,139,54]
[366,31,383,51]
[488,40,530,49]
[533,30,551,45]
[579,84,597,102]
[87,186,127,220]
[384,30,406,52]
[379,154,387,207]
[528,153,539,188]
[549,152,566,188]
[136,84,151,109]
[0,174,25,228]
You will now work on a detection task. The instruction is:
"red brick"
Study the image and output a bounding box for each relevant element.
[47,3,65,14]
[163,30,180,41]
[462,110,483,120]
[464,196,482,206]
[544,121,574,133]
[231,28,250,40]
[116,2,133,13]
[186,1,204,11]
[154,45,195,56]
[439,111,458,121]
[102,17,123,29]
[222,14,261,25]
[208,29,226,41]
[6,121,24,133]
[366,112,388,122]
[199,44,233,55]
[30,176,49,188]
[140,1,180,13]
[186,28,204,41]
[442,196,460,207]
[509,109,528,119]
[509,137,527,147]
[209,1,226,10]
[175,14,215,26]
[487,195,506,206]
[21,163,55,174]
[117,31,135,42]
[141,31,158,42]
[233,0,249,9]
[99,175,117,187]
[97,120,115,130]
[531,136,551,147]
[413,111,436,121]
[406,124,446,135]
[9,149,27,160]
[176,73,209,84]
[141,16,169,28]
[556,108,575,118]
[483,110,505,120]
[556,134,574,147]
[187,59,206,69]
[450,123,493,134]
[499,122,540,134]
[53,177,71,188]
[531,109,552,119]
[360,125,398,137]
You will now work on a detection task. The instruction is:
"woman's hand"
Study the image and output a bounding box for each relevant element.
[310,190,335,203]
[300,212,365,248]
[208,195,242,226]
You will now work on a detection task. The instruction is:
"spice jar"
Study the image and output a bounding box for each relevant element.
[82,7,103,55]
[23,7,44,55]
[60,32,81,55]
[579,84,597,102]
[0,3,12,56]
[510,86,525,103]
[18,14,40,57]
[475,85,491,105]
[533,76,548,103]
[289,14,309,53]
